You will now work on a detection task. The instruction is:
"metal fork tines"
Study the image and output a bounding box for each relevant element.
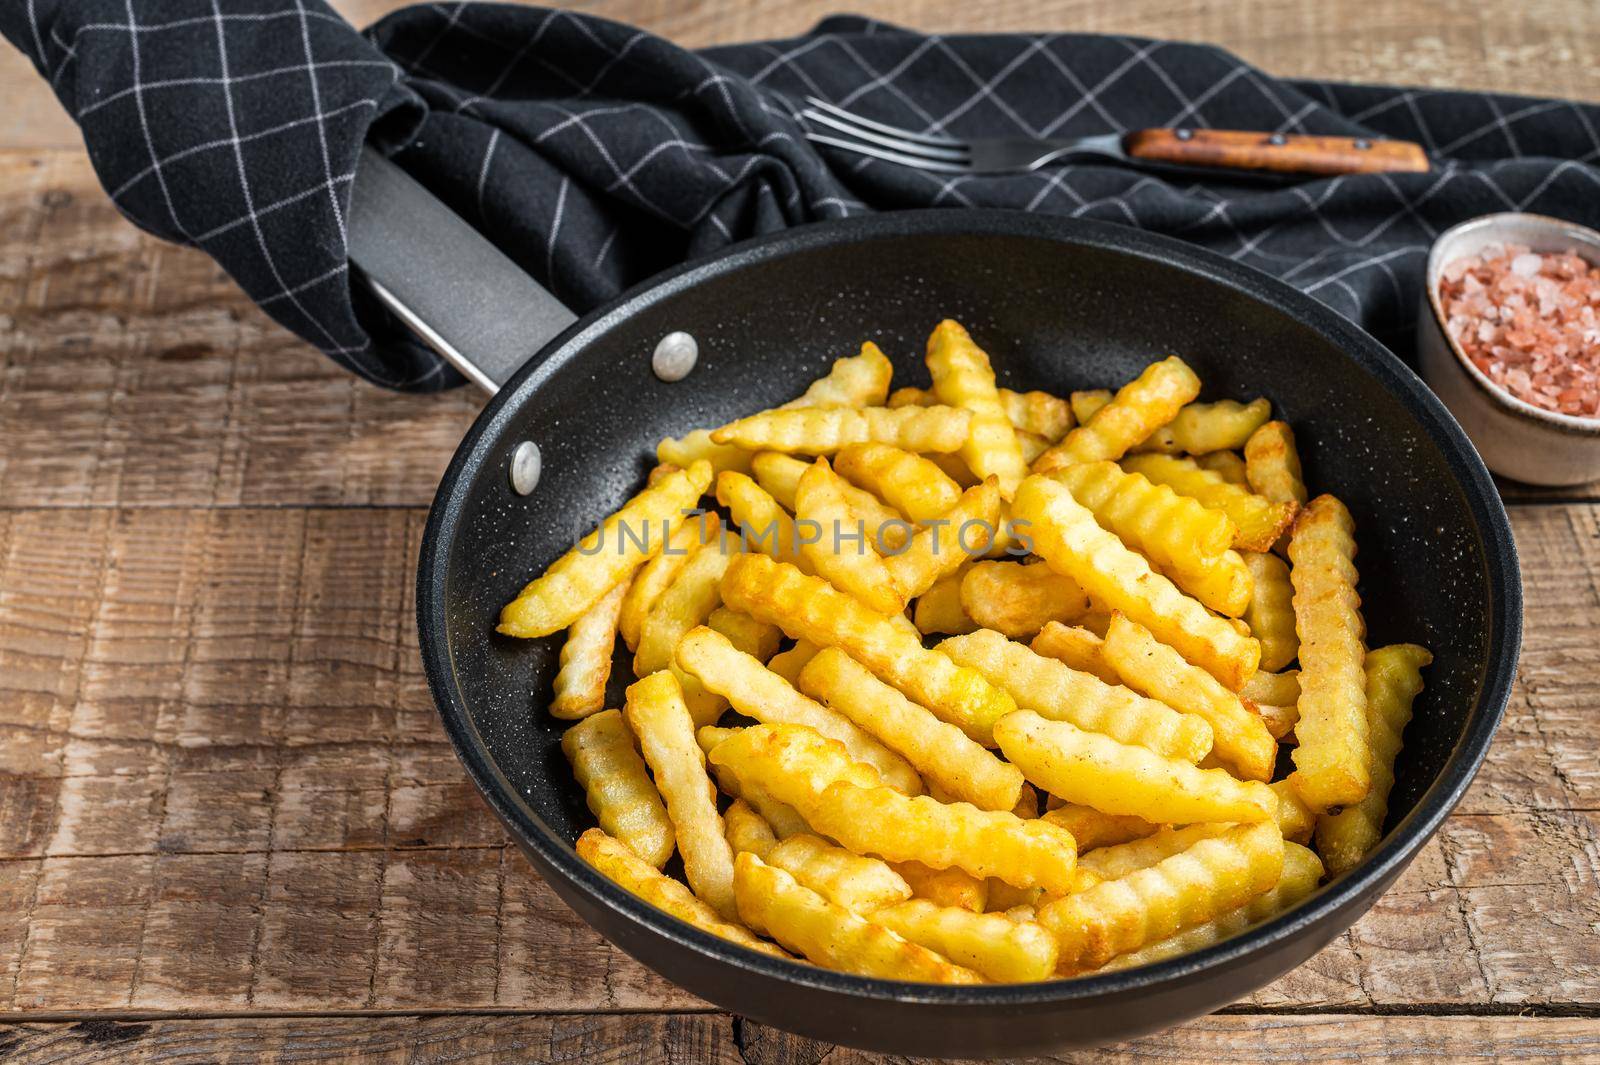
[798,96,1124,174]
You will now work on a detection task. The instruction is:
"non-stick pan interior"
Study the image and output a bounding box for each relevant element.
[429,213,1506,891]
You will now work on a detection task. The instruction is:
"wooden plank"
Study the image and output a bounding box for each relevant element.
[4,0,1597,151]
[0,502,1594,1015]
[1,1013,1599,1063]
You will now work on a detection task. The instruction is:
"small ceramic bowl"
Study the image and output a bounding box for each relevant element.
[1418,212,1600,486]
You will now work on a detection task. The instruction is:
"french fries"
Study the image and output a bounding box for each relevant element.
[504,318,1439,985]
[795,457,906,614]
[676,626,922,795]
[1040,804,1158,852]
[550,579,629,720]
[798,646,1024,812]
[1287,495,1371,811]
[958,560,1090,639]
[994,710,1276,825]
[1316,644,1431,874]
[1121,454,1297,554]
[939,629,1213,764]
[1030,622,1120,685]
[765,832,914,913]
[1033,357,1200,472]
[620,511,722,651]
[834,442,962,523]
[1038,822,1284,971]
[873,899,1060,982]
[1103,842,1323,971]
[624,671,738,918]
[1244,420,1308,505]
[579,830,786,957]
[500,460,713,638]
[926,319,1030,494]
[733,853,980,982]
[711,406,972,455]
[563,710,674,868]
[1241,551,1299,671]
[1011,475,1260,690]
[711,724,1081,893]
[1101,614,1277,782]
[885,478,1002,600]
[720,555,1018,747]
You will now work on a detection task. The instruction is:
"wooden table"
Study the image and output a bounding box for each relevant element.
[2,2,1598,1061]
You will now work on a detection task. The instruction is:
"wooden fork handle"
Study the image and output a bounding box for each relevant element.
[1124,129,1429,175]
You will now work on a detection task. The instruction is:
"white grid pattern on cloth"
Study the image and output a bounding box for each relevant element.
[8,2,1600,390]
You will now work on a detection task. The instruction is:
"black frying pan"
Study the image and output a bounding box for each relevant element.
[348,150,1520,1057]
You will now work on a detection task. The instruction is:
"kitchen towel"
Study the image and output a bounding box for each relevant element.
[6,2,1598,390]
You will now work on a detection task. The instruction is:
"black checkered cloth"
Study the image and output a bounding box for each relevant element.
[7,2,1599,390]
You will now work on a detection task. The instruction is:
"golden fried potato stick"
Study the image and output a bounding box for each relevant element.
[1033,357,1201,473]
[914,568,978,636]
[894,862,989,912]
[620,511,722,652]
[711,724,1080,892]
[634,532,739,677]
[1243,667,1301,707]
[624,671,738,918]
[891,385,1074,442]
[720,554,1018,746]
[1030,622,1120,685]
[1011,475,1260,690]
[676,626,923,795]
[1241,551,1298,672]
[1164,549,1254,619]
[1102,841,1322,971]
[1271,780,1315,844]
[939,629,1213,764]
[578,830,786,957]
[834,442,963,524]
[657,429,756,476]
[797,647,1024,812]
[958,560,1091,640]
[1287,494,1371,811]
[873,899,1059,982]
[1015,431,1050,466]
[994,710,1276,825]
[1040,804,1159,852]
[885,478,1003,601]
[711,406,972,455]
[707,606,782,662]
[1196,450,1248,485]
[1069,389,1112,424]
[724,798,779,858]
[549,579,629,720]
[717,471,812,574]
[733,852,981,982]
[765,832,914,913]
[563,710,674,868]
[1253,702,1298,743]
[1143,398,1272,455]
[750,451,909,547]
[1101,614,1277,782]
[1121,454,1297,554]
[1039,822,1285,972]
[765,639,821,685]
[1316,644,1431,874]
[1076,823,1237,880]
[699,727,816,840]
[1244,420,1308,505]
[926,319,1030,494]
[984,879,1044,913]
[779,342,895,409]
[795,458,907,615]
[500,461,713,638]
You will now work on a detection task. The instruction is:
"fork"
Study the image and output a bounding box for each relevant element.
[799,97,1429,177]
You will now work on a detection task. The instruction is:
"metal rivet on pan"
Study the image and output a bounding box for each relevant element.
[652,331,699,382]
[509,441,542,496]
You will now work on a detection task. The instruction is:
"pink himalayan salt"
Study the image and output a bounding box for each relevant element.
[1438,242,1600,419]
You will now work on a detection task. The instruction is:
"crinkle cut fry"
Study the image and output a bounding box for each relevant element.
[550,578,629,720]
[563,710,674,869]
[926,319,1030,495]
[711,406,972,455]
[1032,356,1200,472]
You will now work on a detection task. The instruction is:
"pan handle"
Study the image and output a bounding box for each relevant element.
[347,146,577,394]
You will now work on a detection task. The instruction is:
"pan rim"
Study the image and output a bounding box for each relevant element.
[417,208,1521,1008]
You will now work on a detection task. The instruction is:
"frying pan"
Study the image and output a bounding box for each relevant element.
[347,148,1520,1057]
